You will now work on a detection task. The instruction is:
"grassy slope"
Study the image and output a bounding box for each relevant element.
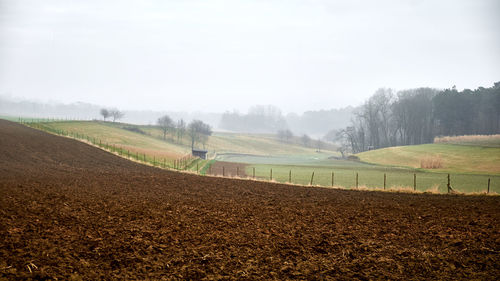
[357,143,500,175]
[42,121,190,159]
[141,126,329,156]
[39,121,332,159]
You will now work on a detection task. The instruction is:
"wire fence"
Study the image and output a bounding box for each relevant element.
[18,118,498,194]
[20,118,202,171]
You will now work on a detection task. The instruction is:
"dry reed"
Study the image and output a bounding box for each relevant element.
[420,155,443,169]
[434,134,500,144]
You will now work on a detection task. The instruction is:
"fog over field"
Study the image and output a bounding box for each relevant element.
[1,0,499,114]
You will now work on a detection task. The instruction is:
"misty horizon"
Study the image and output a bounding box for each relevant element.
[1,0,499,114]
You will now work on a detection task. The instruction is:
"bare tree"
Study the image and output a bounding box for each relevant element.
[157,115,174,140]
[100,108,110,121]
[176,119,186,143]
[109,109,124,122]
[301,134,311,147]
[277,129,293,143]
[188,120,212,150]
[316,138,322,152]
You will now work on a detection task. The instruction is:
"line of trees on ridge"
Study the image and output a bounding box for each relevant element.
[333,82,500,155]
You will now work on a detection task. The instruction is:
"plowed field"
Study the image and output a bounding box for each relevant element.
[1,120,499,280]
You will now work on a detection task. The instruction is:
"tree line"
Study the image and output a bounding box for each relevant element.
[156,115,212,150]
[219,105,288,134]
[334,82,500,154]
[219,105,353,135]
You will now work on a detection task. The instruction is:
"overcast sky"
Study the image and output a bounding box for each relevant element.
[0,0,499,114]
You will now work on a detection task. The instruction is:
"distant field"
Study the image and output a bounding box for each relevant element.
[221,161,499,194]
[140,125,333,156]
[216,151,340,166]
[357,143,500,175]
[217,146,499,193]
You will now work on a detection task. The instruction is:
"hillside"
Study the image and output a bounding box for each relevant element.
[357,143,500,175]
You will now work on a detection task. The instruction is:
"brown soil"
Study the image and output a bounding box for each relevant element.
[1,120,499,280]
[207,161,248,178]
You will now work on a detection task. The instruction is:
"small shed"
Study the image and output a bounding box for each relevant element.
[192,149,208,160]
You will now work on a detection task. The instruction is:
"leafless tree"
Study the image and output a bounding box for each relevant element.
[109,109,124,122]
[157,115,174,140]
[301,134,311,147]
[277,129,293,143]
[316,138,322,152]
[188,120,212,150]
[176,119,186,143]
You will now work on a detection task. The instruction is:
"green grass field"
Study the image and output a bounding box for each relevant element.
[242,163,499,193]
[216,154,499,193]
[357,143,500,175]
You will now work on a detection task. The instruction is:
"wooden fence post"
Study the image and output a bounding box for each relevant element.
[237,167,239,177]
[223,166,225,177]
[384,173,386,190]
[253,167,255,179]
[331,172,334,187]
[289,170,292,183]
[197,162,199,173]
[488,178,490,193]
[414,173,416,191]
[447,174,451,193]
[310,172,315,186]
[270,169,272,181]
[356,172,358,189]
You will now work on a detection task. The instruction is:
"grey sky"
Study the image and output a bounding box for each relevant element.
[1,0,499,114]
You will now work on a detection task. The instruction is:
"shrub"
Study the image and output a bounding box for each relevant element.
[420,156,443,169]
[122,126,146,135]
[347,155,360,161]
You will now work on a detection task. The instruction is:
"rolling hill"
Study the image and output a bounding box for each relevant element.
[357,143,500,175]
[34,120,334,160]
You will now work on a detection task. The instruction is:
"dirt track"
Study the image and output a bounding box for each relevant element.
[1,120,499,280]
